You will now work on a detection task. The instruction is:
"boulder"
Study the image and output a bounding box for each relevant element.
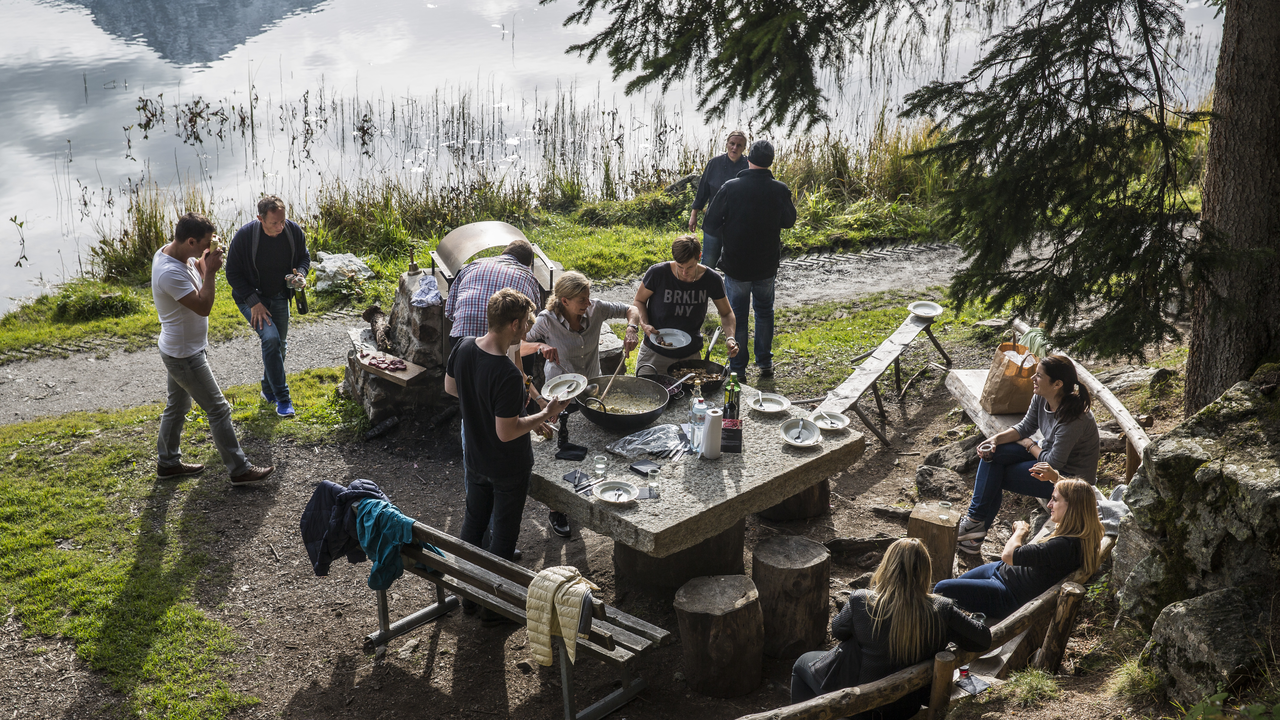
[1096,419,1127,454]
[1110,513,1158,600]
[665,173,700,196]
[599,326,624,376]
[1141,588,1267,705]
[1095,366,1158,392]
[923,434,983,474]
[1116,377,1280,630]
[915,465,966,502]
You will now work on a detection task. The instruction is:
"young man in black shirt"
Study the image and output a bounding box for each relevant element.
[225,195,311,418]
[446,289,569,620]
[632,236,739,376]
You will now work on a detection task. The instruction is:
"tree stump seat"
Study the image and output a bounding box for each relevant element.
[674,575,764,698]
[752,536,831,658]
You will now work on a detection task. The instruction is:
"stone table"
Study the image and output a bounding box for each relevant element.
[529,386,866,591]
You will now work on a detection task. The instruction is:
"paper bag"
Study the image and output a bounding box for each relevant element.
[980,341,1037,415]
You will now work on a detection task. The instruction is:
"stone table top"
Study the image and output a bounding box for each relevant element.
[529,386,866,558]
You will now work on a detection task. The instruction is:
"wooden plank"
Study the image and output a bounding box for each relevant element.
[1010,319,1151,456]
[818,314,932,415]
[735,660,933,720]
[353,348,428,387]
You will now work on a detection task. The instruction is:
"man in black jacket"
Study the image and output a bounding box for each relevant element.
[225,195,311,418]
[703,140,797,379]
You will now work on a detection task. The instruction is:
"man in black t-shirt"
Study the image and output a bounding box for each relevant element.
[446,289,569,579]
[632,236,739,375]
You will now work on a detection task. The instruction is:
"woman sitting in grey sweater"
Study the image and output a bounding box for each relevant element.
[957,354,1100,554]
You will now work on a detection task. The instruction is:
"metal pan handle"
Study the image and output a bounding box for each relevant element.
[705,326,722,361]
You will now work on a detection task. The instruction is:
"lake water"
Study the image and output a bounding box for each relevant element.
[0,0,1222,312]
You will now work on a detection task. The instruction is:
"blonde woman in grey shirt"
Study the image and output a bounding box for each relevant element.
[523,271,643,381]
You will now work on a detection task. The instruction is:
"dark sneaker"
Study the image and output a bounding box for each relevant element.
[758,365,774,379]
[549,511,571,539]
[479,608,519,628]
[461,598,479,615]
[261,389,276,403]
[512,548,523,562]
[230,464,274,486]
[276,400,296,418]
[158,462,204,479]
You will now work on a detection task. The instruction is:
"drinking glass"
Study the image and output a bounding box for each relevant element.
[594,455,608,478]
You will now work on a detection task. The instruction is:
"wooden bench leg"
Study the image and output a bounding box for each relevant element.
[1033,582,1085,673]
[924,326,952,366]
[894,356,903,395]
[362,581,460,652]
[851,402,894,447]
[927,650,957,720]
[871,382,887,420]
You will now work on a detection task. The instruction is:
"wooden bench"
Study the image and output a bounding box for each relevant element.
[945,318,1153,481]
[733,540,1113,720]
[817,313,953,446]
[363,521,672,720]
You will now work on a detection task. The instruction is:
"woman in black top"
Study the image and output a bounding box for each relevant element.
[934,478,1104,619]
[790,539,991,718]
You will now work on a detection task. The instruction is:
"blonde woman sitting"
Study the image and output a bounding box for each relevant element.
[790,538,991,718]
[934,478,1104,620]
[523,271,642,381]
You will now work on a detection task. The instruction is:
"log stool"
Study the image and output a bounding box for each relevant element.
[752,536,831,658]
[907,501,960,586]
[673,575,764,698]
[757,480,831,521]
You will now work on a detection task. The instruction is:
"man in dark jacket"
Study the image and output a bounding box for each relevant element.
[225,195,311,418]
[703,140,797,378]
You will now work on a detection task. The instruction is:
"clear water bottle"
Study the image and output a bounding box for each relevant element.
[690,397,707,453]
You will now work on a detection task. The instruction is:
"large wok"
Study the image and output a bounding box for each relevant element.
[575,375,670,433]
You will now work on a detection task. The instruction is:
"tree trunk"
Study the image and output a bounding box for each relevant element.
[1186,0,1280,414]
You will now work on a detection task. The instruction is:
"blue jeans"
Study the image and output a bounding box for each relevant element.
[158,350,250,476]
[724,275,775,373]
[934,562,1021,619]
[460,469,529,562]
[965,443,1050,525]
[701,231,722,269]
[237,293,291,403]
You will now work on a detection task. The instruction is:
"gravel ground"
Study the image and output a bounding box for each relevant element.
[0,242,965,423]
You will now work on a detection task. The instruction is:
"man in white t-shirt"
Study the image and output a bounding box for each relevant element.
[153,212,274,485]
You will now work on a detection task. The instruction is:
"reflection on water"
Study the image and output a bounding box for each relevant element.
[0,0,1223,312]
[61,0,327,66]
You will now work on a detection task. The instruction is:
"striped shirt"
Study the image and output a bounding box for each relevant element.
[525,299,632,379]
[444,255,542,338]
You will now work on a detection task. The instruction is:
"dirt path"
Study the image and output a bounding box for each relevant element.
[0,242,964,423]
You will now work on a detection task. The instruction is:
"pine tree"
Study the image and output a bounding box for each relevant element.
[548,0,1280,413]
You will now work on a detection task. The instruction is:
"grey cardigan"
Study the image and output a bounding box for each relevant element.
[1011,395,1100,482]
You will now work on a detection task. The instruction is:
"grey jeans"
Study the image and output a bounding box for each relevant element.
[158,350,250,476]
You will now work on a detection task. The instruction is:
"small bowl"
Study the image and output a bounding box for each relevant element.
[809,410,850,431]
[649,328,692,350]
[543,373,589,401]
[780,418,822,448]
[593,480,640,505]
[908,301,944,319]
[749,393,791,413]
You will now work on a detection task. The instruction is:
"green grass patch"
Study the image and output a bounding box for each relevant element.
[0,367,361,718]
[1108,657,1164,702]
[1003,668,1061,708]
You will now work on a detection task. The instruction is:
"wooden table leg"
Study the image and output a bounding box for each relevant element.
[894,357,903,394]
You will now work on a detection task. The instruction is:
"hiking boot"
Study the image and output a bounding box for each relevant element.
[957,516,987,555]
[479,608,519,628]
[276,400,296,418]
[549,511,571,539]
[230,464,275,486]
[158,462,205,479]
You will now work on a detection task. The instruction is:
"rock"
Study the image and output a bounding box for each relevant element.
[1095,366,1159,393]
[915,465,966,501]
[923,435,983,474]
[824,534,897,564]
[1097,419,1127,453]
[1110,514,1158,600]
[1119,380,1280,630]
[1150,367,1177,389]
[870,506,912,521]
[1141,588,1267,705]
[599,328,624,375]
[397,638,420,660]
[849,572,874,590]
[665,173,700,196]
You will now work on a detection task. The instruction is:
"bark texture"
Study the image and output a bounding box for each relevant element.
[1186,0,1280,413]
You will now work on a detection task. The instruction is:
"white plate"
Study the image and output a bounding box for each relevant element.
[543,373,589,401]
[749,393,792,413]
[649,328,692,350]
[593,480,639,504]
[908,301,944,319]
[809,410,851,431]
[779,418,822,448]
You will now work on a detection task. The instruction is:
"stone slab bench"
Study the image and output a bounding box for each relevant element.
[362,521,671,720]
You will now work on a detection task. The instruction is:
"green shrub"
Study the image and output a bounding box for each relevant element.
[91,182,171,283]
[53,282,143,322]
[573,187,691,228]
[1005,668,1060,708]
[1108,657,1164,702]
